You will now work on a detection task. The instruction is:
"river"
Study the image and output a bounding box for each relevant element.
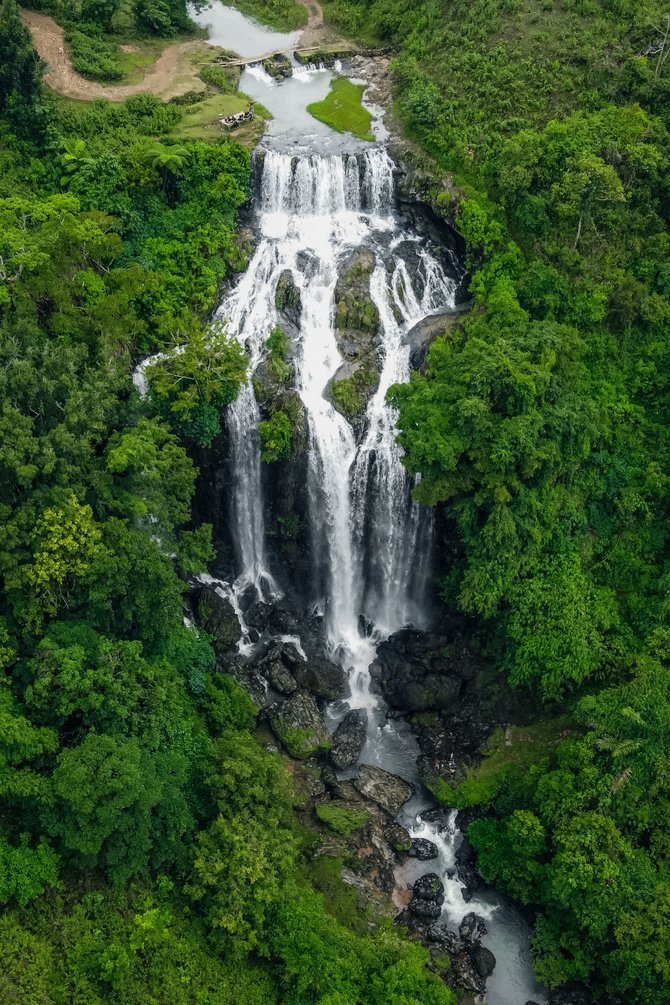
[177,6,548,1002]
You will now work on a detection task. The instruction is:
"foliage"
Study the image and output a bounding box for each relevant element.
[223,0,308,32]
[330,368,377,420]
[0,0,48,140]
[146,326,247,446]
[259,408,295,462]
[307,0,670,1000]
[308,77,374,142]
[64,23,125,81]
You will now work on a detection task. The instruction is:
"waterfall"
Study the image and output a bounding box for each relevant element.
[219,148,455,654]
[213,143,546,1005]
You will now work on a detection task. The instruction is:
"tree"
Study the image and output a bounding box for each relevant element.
[44,733,162,882]
[102,417,197,536]
[0,835,60,908]
[20,496,103,629]
[146,324,247,446]
[0,0,45,137]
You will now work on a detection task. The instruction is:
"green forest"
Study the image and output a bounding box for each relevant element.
[1,0,670,1002]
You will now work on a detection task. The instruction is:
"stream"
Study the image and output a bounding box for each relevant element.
[154,6,548,1002]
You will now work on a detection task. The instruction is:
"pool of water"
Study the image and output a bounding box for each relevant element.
[241,62,340,145]
[190,0,301,57]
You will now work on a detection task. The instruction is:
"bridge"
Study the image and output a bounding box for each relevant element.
[216,45,362,69]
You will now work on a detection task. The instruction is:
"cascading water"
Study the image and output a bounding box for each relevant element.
[225,148,453,665]
[214,140,545,1005]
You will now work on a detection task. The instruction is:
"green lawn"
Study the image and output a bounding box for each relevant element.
[307,77,373,141]
[170,92,271,141]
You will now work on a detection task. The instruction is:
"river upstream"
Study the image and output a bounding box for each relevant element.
[176,6,549,1003]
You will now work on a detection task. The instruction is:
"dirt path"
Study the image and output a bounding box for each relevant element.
[24,3,351,103]
[22,10,206,101]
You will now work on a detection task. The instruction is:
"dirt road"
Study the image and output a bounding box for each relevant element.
[22,10,206,101]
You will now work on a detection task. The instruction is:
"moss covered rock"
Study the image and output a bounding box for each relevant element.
[315,801,370,837]
[269,690,331,759]
[262,53,292,80]
[334,249,380,360]
[196,586,241,654]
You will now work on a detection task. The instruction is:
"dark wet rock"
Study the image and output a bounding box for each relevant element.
[409,838,439,861]
[455,834,484,893]
[244,598,271,631]
[268,600,300,634]
[409,897,443,920]
[461,886,473,902]
[385,821,412,854]
[426,926,462,954]
[371,628,468,712]
[459,911,487,946]
[406,306,469,371]
[451,951,486,995]
[275,269,302,332]
[292,656,350,701]
[353,764,414,815]
[265,660,298,695]
[195,586,241,653]
[269,691,331,759]
[472,945,496,978]
[331,709,368,769]
[413,873,444,903]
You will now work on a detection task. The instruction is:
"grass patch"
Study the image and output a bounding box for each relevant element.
[307,78,373,141]
[432,716,577,809]
[229,0,308,31]
[315,803,370,837]
[171,92,270,141]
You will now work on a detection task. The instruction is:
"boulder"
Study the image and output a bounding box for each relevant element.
[451,951,486,996]
[405,307,468,371]
[331,709,368,769]
[195,586,241,652]
[293,656,350,700]
[409,838,439,861]
[409,898,442,920]
[412,873,444,903]
[262,52,292,80]
[265,660,298,695]
[426,926,462,954]
[472,945,496,978]
[459,911,487,946]
[353,764,414,815]
[269,691,331,759]
[326,359,379,430]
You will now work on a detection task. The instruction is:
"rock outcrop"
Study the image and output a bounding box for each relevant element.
[370,628,468,712]
[327,249,381,429]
